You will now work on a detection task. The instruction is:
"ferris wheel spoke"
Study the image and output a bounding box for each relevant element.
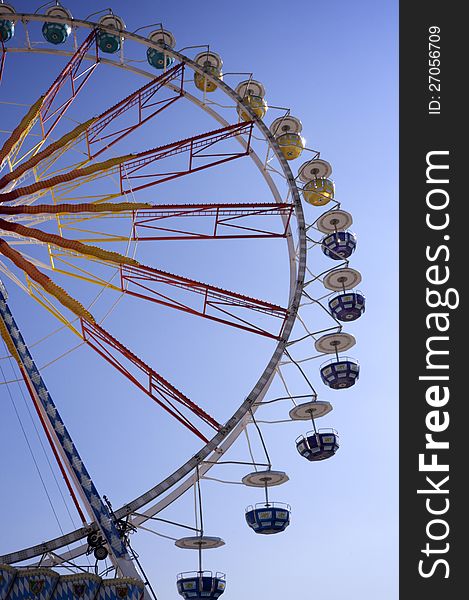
[0,238,94,322]
[0,218,139,268]
[2,243,289,341]
[2,201,293,242]
[83,61,185,162]
[0,30,100,173]
[0,98,44,173]
[1,225,289,338]
[39,30,99,138]
[0,121,254,205]
[0,201,150,216]
[118,121,254,195]
[81,319,221,442]
[120,264,289,339]
[0,118,95,191]
[0,153,133,204]
[0,62,187,192]
[131,202,294,241]
[0,244,220,441]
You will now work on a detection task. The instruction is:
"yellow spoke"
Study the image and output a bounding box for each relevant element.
[0,97,44,171]
[0,218,138,267]
[0,239,94,323]
[0,154,131,204]
[47,250,122,291]
[24,276,82,337]
[0,201,149,215]
[0,118,96,191]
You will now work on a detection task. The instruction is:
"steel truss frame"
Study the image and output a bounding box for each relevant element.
[39,29,99,139]
[131,202,294,241]
[84,62,186,161]
[119,263,289,339]
[81,319,221,442]
[118,121,254,194]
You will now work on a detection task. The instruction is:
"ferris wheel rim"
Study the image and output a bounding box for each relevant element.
[0,13,307,565]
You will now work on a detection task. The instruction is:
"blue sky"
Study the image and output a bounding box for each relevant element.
[0,1,398,599]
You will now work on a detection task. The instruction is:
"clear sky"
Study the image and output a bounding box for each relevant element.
[0,1,398,599]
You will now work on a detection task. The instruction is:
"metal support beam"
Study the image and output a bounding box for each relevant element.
[81,319,220,441]
[85,62,186,160]
[39,29,99,138]
[131,202,294,240]
[119,121,254,194]
[120,263,289,339]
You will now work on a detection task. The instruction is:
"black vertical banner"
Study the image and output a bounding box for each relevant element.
[400,2,466,596]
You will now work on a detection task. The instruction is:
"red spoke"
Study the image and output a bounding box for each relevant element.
[40,29,100,138]
[119,121,254,194]
[0,65,185,189]
[132,202,294,240]
[1,122,254,204]
[81,319,221,442]
[119,264,289,339]
[85,62,185,160]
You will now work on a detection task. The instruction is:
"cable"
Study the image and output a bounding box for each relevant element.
[244,427,258,472]
[8,349,79,530]
[248,408,271,470]
[195,465,204,573]
[201,476,243,485]
[127,544,159,600]
[283,348,318,396]
[0,342,66,538]
[253,393,312,406]
[135,524,178,541]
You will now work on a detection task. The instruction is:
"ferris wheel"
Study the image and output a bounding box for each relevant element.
[0,3,366,599]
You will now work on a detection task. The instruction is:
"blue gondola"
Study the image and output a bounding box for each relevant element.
[329,291,366,321]
[321,231,357,260]
[97,14,124,54]
[296,429,339,461]
[42,20,71,44]
[0,4,15,42]
[0,18,14,42]
[320,357,360,389]
[177,572,226,600]
[147,47,174,69]
[97,29,121,53]
[42,6,72,45]
[147,29,176,70]
[245,502,291,534]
